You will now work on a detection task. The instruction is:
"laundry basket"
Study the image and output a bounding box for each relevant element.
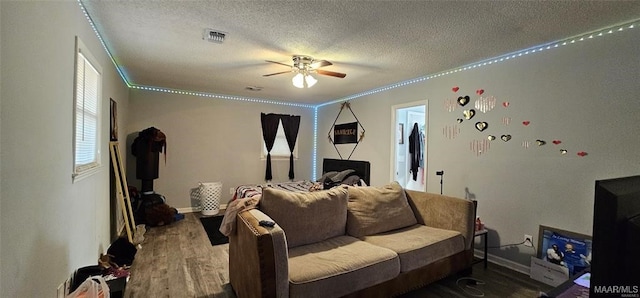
[197,182,222,216]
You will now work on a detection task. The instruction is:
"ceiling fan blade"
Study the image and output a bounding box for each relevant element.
[316,69,346,78]
[309,60,333,69]
[263,70,294,77]
[265,60,292,68]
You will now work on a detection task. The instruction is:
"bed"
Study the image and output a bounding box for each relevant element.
[219,158,371,236]
[233,158,371,200]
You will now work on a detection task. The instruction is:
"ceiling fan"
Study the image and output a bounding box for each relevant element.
[263,55,346,88]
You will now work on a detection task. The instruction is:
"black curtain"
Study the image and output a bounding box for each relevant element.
[261,113,280,180]
[281,115,301,180]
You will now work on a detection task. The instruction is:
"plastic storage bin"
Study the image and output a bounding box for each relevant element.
[198,182,222,216]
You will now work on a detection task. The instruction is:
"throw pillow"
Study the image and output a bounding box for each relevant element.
[260,187,348,248]
[346,181,417,238]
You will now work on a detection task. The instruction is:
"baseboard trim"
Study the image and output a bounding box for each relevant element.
[474,249,531,275]
[177,204,227,214]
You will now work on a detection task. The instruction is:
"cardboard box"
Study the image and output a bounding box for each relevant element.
[530,256,569,287]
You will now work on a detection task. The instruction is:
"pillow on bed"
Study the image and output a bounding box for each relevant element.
[331,169,356,182]
[317,171,338,182]
[346,181,417,238]
[341,175,361,186]
[260,186,348,248]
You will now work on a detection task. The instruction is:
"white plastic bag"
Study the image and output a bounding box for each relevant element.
[67,275,110,298]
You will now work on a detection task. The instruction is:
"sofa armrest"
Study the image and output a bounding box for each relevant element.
[405,190,476,250]
[229,209,289,298]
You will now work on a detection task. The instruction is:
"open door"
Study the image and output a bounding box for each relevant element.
[390,101,428,191]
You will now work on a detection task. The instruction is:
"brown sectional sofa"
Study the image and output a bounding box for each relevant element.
[229,182,476,298]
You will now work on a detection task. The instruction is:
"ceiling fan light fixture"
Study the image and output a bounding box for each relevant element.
[292,73,305,88]
[305,74,317,87]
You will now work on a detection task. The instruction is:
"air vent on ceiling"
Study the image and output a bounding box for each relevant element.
[203,29,226,43]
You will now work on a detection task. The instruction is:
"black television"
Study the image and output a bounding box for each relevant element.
[590,175,640,297]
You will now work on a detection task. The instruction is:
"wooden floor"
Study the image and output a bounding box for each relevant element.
[124,212,552,298]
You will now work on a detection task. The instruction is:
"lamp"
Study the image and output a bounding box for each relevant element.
[292,72,317,88]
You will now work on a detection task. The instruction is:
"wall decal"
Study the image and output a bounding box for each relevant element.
[452,86,460,92]
[487,135,496,141]
[456,118,463,123]
[470,139,491,156]
[577,151,588,157]
[463,109,476,120]
[475,121,488,132]
[536,139,546,146]
[443,125,460,140]
[502,117,512,126]
[502,101,510,108]
[522,141,530,149]
[553,140,562,145]
[457,96,470,106]
[560,149,568,155]
[501,134,512,142]
[445,98,457,112]
[522,121,531,126]
[476,89,485,95]
[475,96,496,113]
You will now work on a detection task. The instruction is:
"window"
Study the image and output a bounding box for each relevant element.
[261,120,298,159]
[73,37,102,181]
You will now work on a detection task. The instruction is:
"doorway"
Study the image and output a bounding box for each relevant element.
[391,101,427,191]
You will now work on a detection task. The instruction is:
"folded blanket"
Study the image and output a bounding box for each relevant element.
[219,194,261,236]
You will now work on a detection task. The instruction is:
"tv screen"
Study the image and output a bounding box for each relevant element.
[590,175,640,296]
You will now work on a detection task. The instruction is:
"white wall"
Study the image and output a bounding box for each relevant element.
[0,1,129,297]
[126,89,314,209]
[318,26,640,267]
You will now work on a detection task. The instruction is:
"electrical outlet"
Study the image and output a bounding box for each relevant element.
[524,234,533,247]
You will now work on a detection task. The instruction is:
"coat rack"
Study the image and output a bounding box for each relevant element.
[109,142,136,243]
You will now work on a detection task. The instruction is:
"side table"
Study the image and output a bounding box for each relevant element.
[473,229,488,268]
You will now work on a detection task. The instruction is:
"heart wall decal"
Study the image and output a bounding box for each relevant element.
[522,121,531,126]
[476,89,484,95]
[577,151,588,157]
[452,86,460,92]
[502,102,510,108]
[475,122,488,132]
[536,140,546,146]
[487,135,496,141]
[552,140,562,145]
[456,118,463,123]
[457,96,470,106]
[501,134,512,142]
[463,109,476,120]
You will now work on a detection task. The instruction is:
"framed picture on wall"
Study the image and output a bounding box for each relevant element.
[110,98,118,141]
[398,123,404,144]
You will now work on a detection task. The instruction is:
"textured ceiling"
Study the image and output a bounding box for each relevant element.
[81,1,640,104]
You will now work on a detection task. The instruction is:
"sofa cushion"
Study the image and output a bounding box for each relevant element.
[346,182,418,238]
[260,187,348,248]
[288,235,400,298]
[362,224,465,272]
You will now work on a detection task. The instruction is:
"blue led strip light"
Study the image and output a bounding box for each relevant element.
[129,85,315,108]
[312,107,319,181]
[317,18,639,108]
[77,0,131,87]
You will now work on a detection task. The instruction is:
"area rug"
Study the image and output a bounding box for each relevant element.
[200,215,229,245]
